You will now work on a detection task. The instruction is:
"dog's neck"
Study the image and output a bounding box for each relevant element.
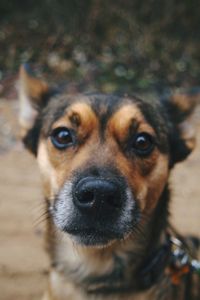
[46,186,170,295]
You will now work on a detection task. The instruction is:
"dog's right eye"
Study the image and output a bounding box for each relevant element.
[50,127,74,149]
[132,132,155,156]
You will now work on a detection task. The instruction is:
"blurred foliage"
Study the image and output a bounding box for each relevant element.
[0,0,200,93]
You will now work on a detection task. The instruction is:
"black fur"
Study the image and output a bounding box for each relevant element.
[23,93,194,171]
[21,87,199,299]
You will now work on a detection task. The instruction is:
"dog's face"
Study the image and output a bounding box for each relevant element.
[19,65,197,247]
[36,96,170,246]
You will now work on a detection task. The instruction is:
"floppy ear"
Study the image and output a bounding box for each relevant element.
[164,89,200,165]
[18,64,50,137]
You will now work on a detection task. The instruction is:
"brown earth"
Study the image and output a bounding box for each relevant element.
[0,98,200,300]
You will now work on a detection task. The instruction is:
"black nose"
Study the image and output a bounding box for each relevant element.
[73,177,122,211]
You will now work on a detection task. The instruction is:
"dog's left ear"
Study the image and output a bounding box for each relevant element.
[18,64,50,137]
[163,90,199,165]
[18,64,53,155]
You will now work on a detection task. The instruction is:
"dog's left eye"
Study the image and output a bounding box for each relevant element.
[50,127,74,149]
[132,132,155,156]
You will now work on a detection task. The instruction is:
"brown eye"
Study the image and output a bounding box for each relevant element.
[50,127,74,149]
[133,132,155,156]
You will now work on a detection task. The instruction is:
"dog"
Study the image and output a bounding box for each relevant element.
[18,64,200,300]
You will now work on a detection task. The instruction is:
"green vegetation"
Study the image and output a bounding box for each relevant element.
[0,0,200,93]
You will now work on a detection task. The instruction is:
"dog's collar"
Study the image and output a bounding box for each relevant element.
[52,231,200,295]
[81,233,200,295]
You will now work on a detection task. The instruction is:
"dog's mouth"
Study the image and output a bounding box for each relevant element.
[52,200,141,247]
[65,227,124,247]
[52,174,141,247]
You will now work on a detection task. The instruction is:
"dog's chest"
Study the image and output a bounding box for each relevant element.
[48,269,157,300]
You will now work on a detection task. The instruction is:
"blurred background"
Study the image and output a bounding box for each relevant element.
[0,1,200,299]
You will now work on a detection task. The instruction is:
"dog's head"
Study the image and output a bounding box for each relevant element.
[19,65,198,247]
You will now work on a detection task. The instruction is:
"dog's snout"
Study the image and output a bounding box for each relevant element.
[73,177,122,211]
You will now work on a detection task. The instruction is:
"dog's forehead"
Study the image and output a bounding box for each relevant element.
[41,93,167,136]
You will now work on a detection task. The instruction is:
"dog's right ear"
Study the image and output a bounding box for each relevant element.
[19,64,50,137]
[163,90,199,166]
[18,64,52,155]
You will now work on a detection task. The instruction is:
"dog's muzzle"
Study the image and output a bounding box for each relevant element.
[52,170,139,247]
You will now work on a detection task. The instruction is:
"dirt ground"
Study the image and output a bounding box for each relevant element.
[0,98,200,300]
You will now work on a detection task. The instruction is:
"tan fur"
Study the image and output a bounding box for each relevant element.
[20,65,49,102]
[178,119,196,151]
[36,103,170,300]
[37,103,99,197]
[106,104,169,212]
[171,94,196,114]
[18,66,199,300]
[52,102,99,136]
[19,65,49,135]
[44,269,156,300]
[107,104,155,142]
[144,154,169,212]
[38,103,169,214]
[170,93,198,152]
[43,230,157,300]
[33,113,190,300]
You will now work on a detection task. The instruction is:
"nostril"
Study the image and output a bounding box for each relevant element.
[76,189,95,206]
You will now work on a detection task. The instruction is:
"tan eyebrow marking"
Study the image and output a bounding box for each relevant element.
[107,104,155,141]
[52,102,98,134]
